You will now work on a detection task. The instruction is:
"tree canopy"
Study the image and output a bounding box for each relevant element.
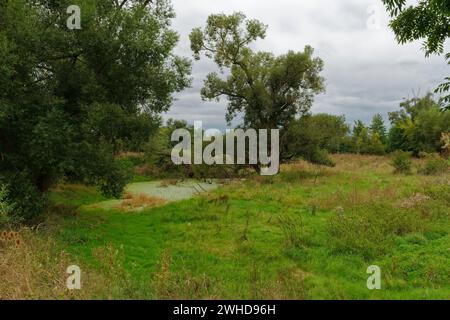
[0,0,191,219]
[190,12,325,130]
[382,0,450,109]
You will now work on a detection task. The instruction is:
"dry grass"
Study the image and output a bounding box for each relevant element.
[0,228,88,299]
[0,228,150,300]
[331,154,391,174]
[308,185,399,212]
[118,193,167,211]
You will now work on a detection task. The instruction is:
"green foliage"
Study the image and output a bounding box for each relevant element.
[382,0,450,109]
[0,184,16,226]
[306,114,350,153]
[282,114,350,166]
[388,94,450,154]
[367,133,386,155]
[0,0,191,218]
[352,120,367,138]
[143,119,245,179]
[391,151,412,174]
[328,204,423,259]
[419,153,448,175]
[370,114,387,144]
[190,12,325,164]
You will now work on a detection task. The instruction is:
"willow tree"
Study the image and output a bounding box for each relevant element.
[190,12,325,164]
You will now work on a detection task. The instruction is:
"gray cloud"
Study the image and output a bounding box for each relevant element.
[164,0,449,130]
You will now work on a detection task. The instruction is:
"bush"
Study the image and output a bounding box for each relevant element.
[391,151,412,174]
[419,153,448,175]
[0,185,16,227]
[303,148,336,167]
[2,175,46,222]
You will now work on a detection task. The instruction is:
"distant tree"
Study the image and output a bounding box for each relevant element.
[0,0,191,219]
[352,120,367,138]
[367,133,386,155]
[382,0,450,109]
[190,12,325,167]
[304,114,349,153]
[283,114,349,166]
[350,119,386,155]
[370,114,388,145]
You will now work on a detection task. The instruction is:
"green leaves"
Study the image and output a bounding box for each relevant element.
[191,13,324,133]
[382,0,450,110]
[190,12,267,68]
[388,94,450,154]
[0,0,191,219]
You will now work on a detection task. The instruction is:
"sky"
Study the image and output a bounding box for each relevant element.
[163,0,449,130]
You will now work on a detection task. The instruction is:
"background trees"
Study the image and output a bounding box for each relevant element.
[388,94,450,155]
[0,0,191,219]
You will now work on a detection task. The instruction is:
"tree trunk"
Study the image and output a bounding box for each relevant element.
[35,173,53,194]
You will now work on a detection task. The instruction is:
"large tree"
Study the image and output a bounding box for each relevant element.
[0,0,191,219]
[190,12,325,165]
[382,0,450,110]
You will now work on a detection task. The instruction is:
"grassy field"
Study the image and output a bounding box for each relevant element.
[2,154,449,299]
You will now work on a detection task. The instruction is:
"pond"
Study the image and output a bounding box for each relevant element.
[88,180,220,211]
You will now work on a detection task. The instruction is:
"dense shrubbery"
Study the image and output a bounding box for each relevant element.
[283,114,349,166]
[387,94,450,155]
[0,0,190,220]
[418,153,448,175]
[390,151,412,174]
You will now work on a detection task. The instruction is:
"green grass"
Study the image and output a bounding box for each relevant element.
[49,154,450,299]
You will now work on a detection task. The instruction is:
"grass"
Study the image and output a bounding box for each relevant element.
[2,154,449,299]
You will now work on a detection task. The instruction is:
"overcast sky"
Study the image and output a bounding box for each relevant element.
[163,0,449,130]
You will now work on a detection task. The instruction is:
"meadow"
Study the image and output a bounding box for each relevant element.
[1,154,448,300]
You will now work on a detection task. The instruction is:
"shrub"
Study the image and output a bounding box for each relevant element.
[3,175,46,222]
[419,153,448,175]
[304,148,336,167]
[390,151,412,174]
